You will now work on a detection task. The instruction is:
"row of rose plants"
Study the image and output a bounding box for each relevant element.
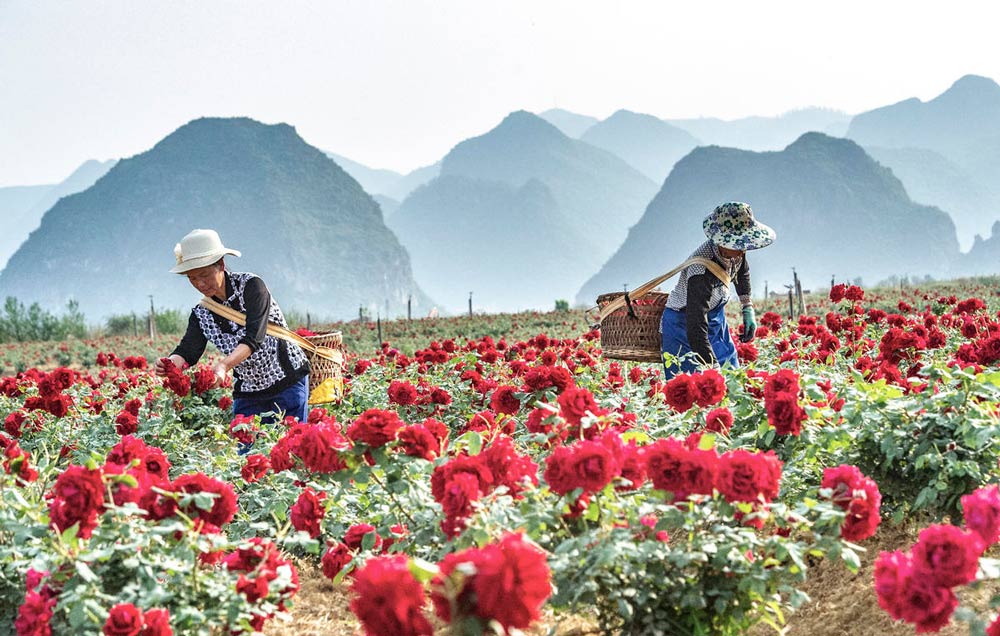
[4,280,1000,634]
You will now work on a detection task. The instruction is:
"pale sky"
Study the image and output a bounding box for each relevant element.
[1,0,998,187]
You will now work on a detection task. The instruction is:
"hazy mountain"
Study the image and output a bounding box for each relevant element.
[865,146,999,250]
[0,117,430,321]
[374,194,400,219]
[441,111,657,260]
[388,175,601,313]
[382,162,441,201]
[580,109,701,183]
[577,133,960,305]
[847,75,1000,187]
[537,108,600,138]
[325,152,403,196]
[0,159,116,269]
[961,221,1000,276]
[1,185,52,267]
[668,108,851,151]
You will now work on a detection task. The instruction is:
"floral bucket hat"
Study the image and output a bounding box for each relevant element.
[703,202,776,251]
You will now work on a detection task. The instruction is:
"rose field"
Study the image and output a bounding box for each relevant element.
[8,279,1000,636]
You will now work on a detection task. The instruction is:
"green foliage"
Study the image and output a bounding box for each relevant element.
[554,299,570,312]
[0,297,86,343]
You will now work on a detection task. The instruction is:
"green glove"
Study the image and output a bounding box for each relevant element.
[740,306,757,343]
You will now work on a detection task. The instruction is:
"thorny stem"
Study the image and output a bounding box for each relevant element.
[368,471,417,528]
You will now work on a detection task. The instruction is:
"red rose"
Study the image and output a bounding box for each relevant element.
[48,465,105,538]
[218,396,233,410]
[543,439,619,496]
[662,374,696,412]
[692,369,726,408]
[704,407,734,434]
[350,555,433,636]
[556,386,604,425]
[290,488,326,538]
[141,608,172,636]
[321,542,354,580]
[398,424,440,461]
[644,438,717,501]
[962,485,1000,546]
[717,449,782,504]
[830,284,847,302]
[822,464,882,541]
[115,411,139,436]
[171,473,237,528]
[347,409,404,448]
[490,385,522,415]
[294,422,350,473]
[241,454,270,483]
[874,550,911,621]
[15,589,56,636]
[911,524,983,588]
[895,570,958,632]
[103,603,143,636]
[344,523,383,552]
[765,393,806,436]
[388,380,418,406]
[433,533,550,630]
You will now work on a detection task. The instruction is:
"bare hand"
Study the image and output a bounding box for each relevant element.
[212,362,229,388]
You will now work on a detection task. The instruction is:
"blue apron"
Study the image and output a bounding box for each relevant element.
[660,303,739,379]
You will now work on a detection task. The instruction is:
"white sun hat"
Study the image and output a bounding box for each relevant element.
[169,229,242,274]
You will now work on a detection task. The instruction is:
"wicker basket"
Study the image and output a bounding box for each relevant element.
[303,331,345,403]
[596,291,668,363]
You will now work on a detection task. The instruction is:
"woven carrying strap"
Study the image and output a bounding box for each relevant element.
[598,257,732,322]
[198,297,344,365]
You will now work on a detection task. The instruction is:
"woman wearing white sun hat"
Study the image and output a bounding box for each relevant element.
[154,229,311,424]
[660,202,776,379]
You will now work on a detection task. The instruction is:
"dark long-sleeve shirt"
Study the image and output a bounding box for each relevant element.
[668,243,752,365]
[171,274,272,366]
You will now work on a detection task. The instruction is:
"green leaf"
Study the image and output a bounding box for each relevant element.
[75,561,98,582]
[409,557,440,583]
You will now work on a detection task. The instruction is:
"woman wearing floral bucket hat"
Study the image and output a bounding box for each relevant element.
[154,229,311,430]
[660,202,775,378]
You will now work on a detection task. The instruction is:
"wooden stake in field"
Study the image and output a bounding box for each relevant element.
[468,292,473,318]
[148,295,157,339]
[376,313,382,349]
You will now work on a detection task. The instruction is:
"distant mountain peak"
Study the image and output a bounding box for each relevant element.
[947,74,1000,95]
[495,110,566,140]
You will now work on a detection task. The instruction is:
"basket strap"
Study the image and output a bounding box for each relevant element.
[598,257,732,322]
[198,297,344,365]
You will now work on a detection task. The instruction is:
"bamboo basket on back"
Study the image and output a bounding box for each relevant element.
[595,258,731,363]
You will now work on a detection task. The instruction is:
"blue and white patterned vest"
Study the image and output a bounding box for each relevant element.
[192,272,309,395]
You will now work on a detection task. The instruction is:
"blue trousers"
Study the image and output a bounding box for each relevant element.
[233,376,309,453]
[660,304,739,380]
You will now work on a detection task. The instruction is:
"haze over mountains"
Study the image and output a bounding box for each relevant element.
[847,74,1000,248]
[0,118,429,320]
[4,73,1000,320]
[0,159,116,269]
[578,133,960,305]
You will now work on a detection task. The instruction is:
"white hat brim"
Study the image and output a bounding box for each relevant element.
[170,248,241,274]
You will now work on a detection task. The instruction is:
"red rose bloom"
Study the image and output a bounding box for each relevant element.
[765,392,806,436]
[321,542,354,580]
[290,487,326,538]
[15,589,56,636]
[344,523,383,552]
[347,409,404,448]
[822,464,882,541]
[662,374,697,412]
[114,411,139,436]
[433,533,550,630]
[171,473,237,528]
[103,603,143,636]
[490,385,522,415]
[48,465,105,539]
[294,422,350,473]
[911,524,983,588]
[398,424,440,461]
[704,407,734,434]
[543,439,619,496]
[350,555,433,636]
[141,608,172,636]
[692,369,726,408]
[717,449,782,504]
[388,380,419,406]
[644,438,717,501]
[962,485,1000,546]
[241,454,270,483]
[556,386,605,426]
